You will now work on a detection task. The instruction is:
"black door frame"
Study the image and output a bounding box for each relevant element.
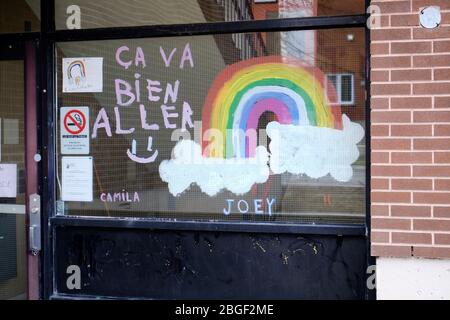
[2,0,374,299]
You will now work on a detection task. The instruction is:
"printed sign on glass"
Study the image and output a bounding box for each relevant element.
[0,164,17,198]
[60,106,89,154]
[61,156,93,202]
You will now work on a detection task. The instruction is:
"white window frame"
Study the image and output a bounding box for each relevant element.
[326,73,355,106]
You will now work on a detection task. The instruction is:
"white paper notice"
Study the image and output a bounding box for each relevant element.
[0,164,17,198]
[62,57,103,93]
[60,106,89,154]
[61,156,93,202]
[3,119,20,145]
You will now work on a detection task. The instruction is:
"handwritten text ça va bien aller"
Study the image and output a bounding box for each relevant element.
[91,43,195,164]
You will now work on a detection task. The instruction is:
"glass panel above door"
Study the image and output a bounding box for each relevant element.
[55,0,366,30]
[0,1,40,33]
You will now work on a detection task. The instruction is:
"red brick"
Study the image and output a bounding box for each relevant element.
[371,42,390,55]
[391,97,432,109]
[414,192,450,205]
[435,179,450,191]
[372,178,390,190]
[374,83,411,95]
[434,207,450,218]
[392,232,432,244]
[413,247,450,259]
[413,55,450,68]
[372,165,411,177]
[414,219,450,231]
[371,70,390,82]
[390,14,419,27]
[372,231,390,243]
[371,245,412,257]
[391,152,432,164]
[414,165,450,177]
[375,1,412,13]
[435,234,450,245]
[414,27,450,40]
[435,152,450,163]
[372,191,411,203]
[372,152,390,164]
[434,69,450,81]
[371,97,390,109]
[414,83,450,95]
[372,111,411,123]
[371,125,389,136]
[391,124,432,136]
[391,41,431,54]
[391,69,432,81]
[372,204,390,216]
[380,15,390,28]
[373,138,411,150]
[434,125,450,137]
[372,29,411,41]
[414,139,450,150]
[392,178,432,190]
[443,12,450,25]
[413,0,450,10]
[435,97,450,109]
[414,111,450,123]
[391,205,431,217]
[434,40,450,53]
[372,56,411,69]
[373,217,412,230]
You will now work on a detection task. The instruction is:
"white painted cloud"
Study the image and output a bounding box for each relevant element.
[159,114,364,196]
[159,139,270,196]
[266,114,365,182]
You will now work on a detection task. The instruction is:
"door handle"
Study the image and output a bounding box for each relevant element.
[29,193,41,254]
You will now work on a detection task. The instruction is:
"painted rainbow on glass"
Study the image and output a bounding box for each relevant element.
[201,56,343,158]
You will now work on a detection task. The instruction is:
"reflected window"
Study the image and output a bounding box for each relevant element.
[0,0,40,33]
[327,73,355,106]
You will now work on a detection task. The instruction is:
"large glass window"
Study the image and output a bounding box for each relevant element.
[55,0,365,29]
[55,25,366,223]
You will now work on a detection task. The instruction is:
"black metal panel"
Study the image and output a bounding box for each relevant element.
[40,0,56,299]
[54,226,367,299]
[0,41,24,60]
[51,216,366,236]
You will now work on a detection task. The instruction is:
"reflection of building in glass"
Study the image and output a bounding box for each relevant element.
[198,0,267,63]
[249,0,366,121]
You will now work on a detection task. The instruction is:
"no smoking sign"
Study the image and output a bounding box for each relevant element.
[60,107,89,154]
[64,109,86,134]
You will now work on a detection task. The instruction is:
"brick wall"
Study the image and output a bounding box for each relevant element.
[371,0,450,259]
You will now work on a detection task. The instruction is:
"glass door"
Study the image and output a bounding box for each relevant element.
[0,59,27,300]
[0,39,39,300]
